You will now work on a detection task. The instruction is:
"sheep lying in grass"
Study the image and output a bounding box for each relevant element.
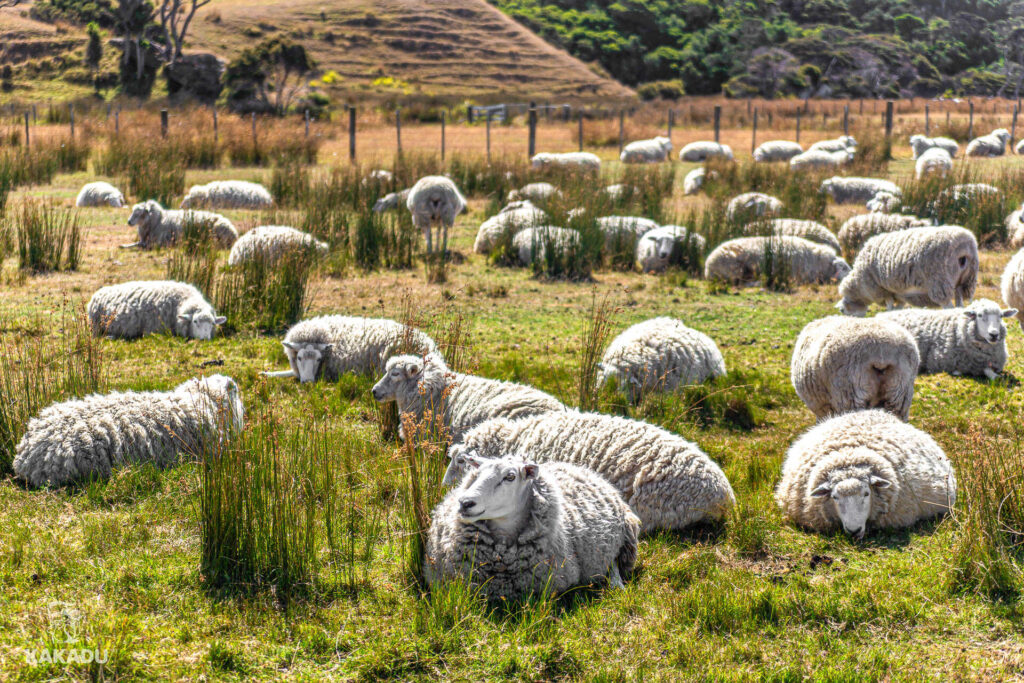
[909,135,959,159]
[808,135,857,153]
[425,457,640,601]
[916,147,953,179]
[965,128,1011,157]
[508,182,560,203]
[621,136,673,163]
[789,148,853,171]
[937,183,1000,203]
[473,205,548,254]
[597,317,725,403]
[743,219,841,254]
[867,191,901,214]
[679,141,733,162]
[371,352,565,443]
[604,183,631,201]
[407,176,467,257]
[180,180,274,209]
[820,177,901,205]
[683,167,711,195]
[363,169,393,184]
[530,151,601,172]
[791,316,919,421]
[261,315,437,382]
[837,213,931,255]
[1000,248,1024,331]
[123,200,238,249]
[442,412,737,532]
[227,225,328,266]
[837,226,978,316]
[373,188,411,213]
[726,192,783,221]
[88,280,226,340]
[753,140,803,163]
[635,225,706,272]
[512,226,581,266]
[704,236,850,285]
[13,375,244,488]
[776,409,956,538]
[877,299,1015,379]
[75,181,125,208]
[597,216,659,249]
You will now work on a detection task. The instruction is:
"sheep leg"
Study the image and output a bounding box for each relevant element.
[441,223,449,262]
[608,563,625,589]
[119,242,141,249]
[260,369,296,379]
[984,368,998,381]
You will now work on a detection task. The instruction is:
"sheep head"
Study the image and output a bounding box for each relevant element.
[127,200,160,227]
[810,450,894,539]
[177,300,226,340]
[965,300,1016,345]
[456,456,538,534]
[283,341,332,383]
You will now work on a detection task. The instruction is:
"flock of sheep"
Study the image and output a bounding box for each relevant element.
[10,121,1023,604]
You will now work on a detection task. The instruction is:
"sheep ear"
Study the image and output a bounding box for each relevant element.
[465,455,481,469]
[1003,309,1018,318]
[810,483,832,498]
[214,316,226,325]
[869,476,892,489]
[178,314,192,322]
[522,463,539,479]
[282,341,299,351]
[406,363,422,378]
[319,343,333,352]
[964,310,977,319]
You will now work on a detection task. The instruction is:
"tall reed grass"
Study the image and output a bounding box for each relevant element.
[577,291,617,411]
[15,200,83,273]
[214,249,316,333]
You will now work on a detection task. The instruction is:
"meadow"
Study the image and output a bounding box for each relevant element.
[0,102,1023,681]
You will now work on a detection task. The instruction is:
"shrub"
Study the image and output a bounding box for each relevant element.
[122,158,186,208]
[637,79,686,101]
[15,200,83,273]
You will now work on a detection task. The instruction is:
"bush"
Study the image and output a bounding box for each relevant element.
[122,158,186,208]
[15,200,83,273]
[637,79,686,101]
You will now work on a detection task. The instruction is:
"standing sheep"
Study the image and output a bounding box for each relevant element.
[180,180,274,209]
[635,225,706,272]
[621,136,673,163]
[916,147,953,179]
[13,374,244,487]
[473,205,548,254]
[965,128,1011,157]
[704,236,850,285]
[597,317,725,403]
[1000,247,1024,331]
[371,352,565,443]
[512,226,581,266]
[743,219,841,254]
[820,177,901,205]
[679,141,733,162]
[425,457,640,601]
[261,315,437,382]
[88,280,226,340]
[775,410,956,538]
[406,176,467,258]
[837,226,978,316]
[227,225,328,266]
[789,148,853,171]
[442,411,737,532]
[876,299,1015,379]
[726,192,783,221]
[123,200,238,249]
[791,316,919,421]
[75,181,125,208]
[753,140,803,163]
[808,135,857,153]
[838,213,931,255]
[909,134,959,159]
[530,152,601,172]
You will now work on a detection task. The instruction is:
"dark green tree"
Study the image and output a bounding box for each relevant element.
[85,21,104,94]
[225,39,316,114]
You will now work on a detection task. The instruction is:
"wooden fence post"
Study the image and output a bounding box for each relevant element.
[713,105,721,142]
[395,108,402,155]
[618,110,625,153]
[32,103,37,123]
[795,108,801,143]
[751,109,758,154]
[160,109,168,137]
[23,112,29,148]
[69,103,74,138]
[486,110,492,163]
[114,108,119,135]
[213,108,218,142]
[441,110,446,161]
[667,108,674,142]
[304,109,310,137]
[528,104,537,158]
[348,106,356,161]
[925,103,930,135]
[251,112,257,147]
[968,101,974,141]
[1012,105,1019,149]
[843,105,849,136]
[578,111,583,152]
[884,101,894,139]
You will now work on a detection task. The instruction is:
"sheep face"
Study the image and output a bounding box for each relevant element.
[181,374,245,433]
[456,457,538,525]
[832,258,852,281]
[443,448,471,487]
[371,355,422,402]
[995,129,1011,144]
[283,341,332,383]
[177,311,226,340]
[811,469,892,539]
[836,298,868,317]
[966,305,1016,345]
[127,201,158,227]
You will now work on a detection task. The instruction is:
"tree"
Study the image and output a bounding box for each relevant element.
[157,0,211,63]
[85,22,103,94]
[0,0,23,6]
[225,39,316,114]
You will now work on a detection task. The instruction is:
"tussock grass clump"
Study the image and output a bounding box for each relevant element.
[398,411,451,583]
[223,129,320,167]
[214,249,316,333]
[703,158,828,223]
[270,161,311,208]
[165,216,220,296]
[577,291,618,412]
[900,168,1010,244]
[354,210,418,271]
[15,199,83,273]
[122,158,186,207]
[54,137,90,174]
[759,234,793,293]
[0,145,59,188]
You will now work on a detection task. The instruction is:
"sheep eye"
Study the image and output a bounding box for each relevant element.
[504,473,515,482]
[863,492,869,497]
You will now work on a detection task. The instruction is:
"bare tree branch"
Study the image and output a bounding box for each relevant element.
[0,0,24,8]
[157,0,211,63]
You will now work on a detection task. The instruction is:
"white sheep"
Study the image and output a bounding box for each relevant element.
[597,216,660,250]
[726,192,783,221]
[508,182,561,203]
[1006,209,1024,248]
[837,226,978,316]
[820,177,901,205]
[180,180,274,209]
[75,181,125,208]
[679,141,733,162]
[442,411,737,533]
[123,200,238,249]
[406,175,467,257]
[13,374,244,488]
[530,152,601,172]
[597,317,725,402]
[915,147,953,179]
[227,225,328,266]
[743,219,841,254]
[363,169,393,184]
[473,205,548,254]
[604,183,631,201]
[373,188,411,213]
[877,299,1015,380]
[776,409,956,538]
[937,183,1001,204]
[88,280,226,340]
[371,352,565,443]
[1017,139,1024,155]
[260,315,437,383]
[683,167,710,195]
[704,236,850,285]
[425,457,640,600]
[808,135,857,153]
[753,140,803,163]
[789,148,853,171]
[512,226,581,266]
[866,191,901,214]
[635,225,706,272]
[965,128,1011,157]
[909,134,959,159]
[621,136,673,163]
[1000,247,1024,331]
[837,213,932,255]
[791,316,919,421]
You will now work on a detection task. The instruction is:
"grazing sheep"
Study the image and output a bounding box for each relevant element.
[508,182,560,203]
[726,192,783,221]
[88,280,226,340]
[227,225,328,266]
[373,188,411,213]
[473,205,548,254]
[635,225,706,272]
[743,219,841,254]
[679,141,733,162]
[704,236,850,285]
[789,148,853,171]
[425,457,640,601]
[876,299,1015,379]
[621,136,673,163]
[838,213,931,255]
[180,180,274,210]
[442,411,737,532]
[965,128,1011,157]
[1000,248,1024,331]
[597,317,725,403]
[808,135,857,153]
[13,375,244,488]
[530,151,601,172]
[753,140,803,163]
[512,226,581,266]
[683,167,712,195]
[75,181,125,208]
[837,226,978,316]
[820,177,901,205]
[371,352,564,443]
[123,200,238,249]
[909,134,959,159]
[915,147,953,179]
[597,216,660,249]
[1006,209,1024,248]
[867,191,901,214]
[260,315,437,383]
[500,199,536,214]
[406,176,467,257]
[775,410,956,538]
[791,316,919,421]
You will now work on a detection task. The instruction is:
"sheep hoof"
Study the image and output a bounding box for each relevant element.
[984,369,998,380]
[608,564,625,589]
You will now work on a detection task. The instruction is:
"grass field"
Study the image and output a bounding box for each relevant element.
[1,118,1024,681]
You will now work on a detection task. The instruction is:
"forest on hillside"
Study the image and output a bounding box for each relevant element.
[490,0,1024,98]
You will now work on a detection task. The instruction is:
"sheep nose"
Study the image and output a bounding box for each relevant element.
[459,499,476,512]
[990,332,999,341]
[846,525,864,538]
